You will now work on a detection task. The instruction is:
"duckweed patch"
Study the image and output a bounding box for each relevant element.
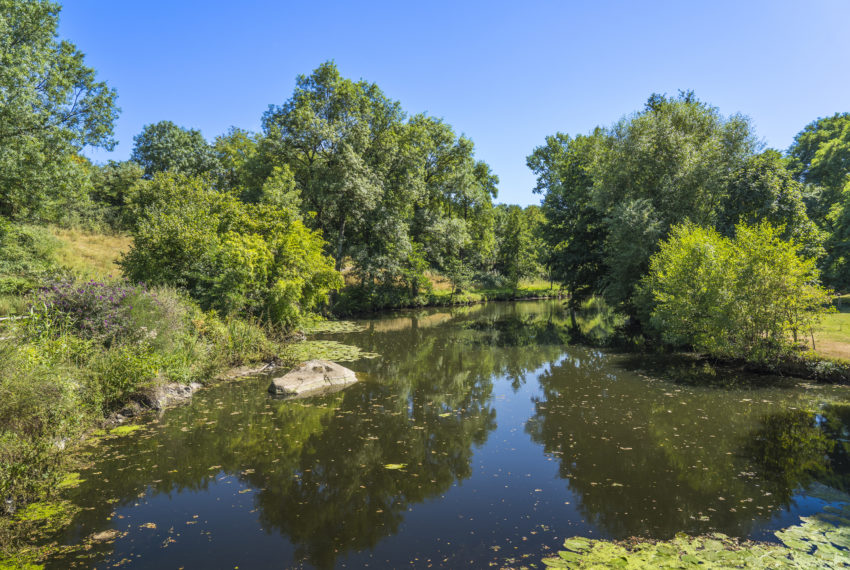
[289,339,378,362]
[14,501,76,526]
[543,507,850,569]
[56,472,85,490]
[301,320,365,334]
[108,425,142,437]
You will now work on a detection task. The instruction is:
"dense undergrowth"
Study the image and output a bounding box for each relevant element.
[0,280,280,521]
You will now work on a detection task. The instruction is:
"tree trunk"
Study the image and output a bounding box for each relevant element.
[334,216,346,272]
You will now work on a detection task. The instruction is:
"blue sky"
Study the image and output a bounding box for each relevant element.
[60,0,850,206]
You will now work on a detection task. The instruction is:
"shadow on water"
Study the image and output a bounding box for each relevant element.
[43,300,850,568]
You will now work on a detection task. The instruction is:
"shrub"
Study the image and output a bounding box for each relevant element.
[89,344,160,410]
[120,173,342,328]
[640,222,832,363]
[0,220,63,295]
[0,336,95,509]
[202,314,277,367]
[28,280,149,346]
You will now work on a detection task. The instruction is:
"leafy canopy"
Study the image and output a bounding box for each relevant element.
[131,120,218,179]
[119,173,341,327]
[0,0,118,219]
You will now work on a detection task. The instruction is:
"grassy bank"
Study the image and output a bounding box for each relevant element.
[814,306,850,361]
[0,282,283,531]
[48,228,131,281]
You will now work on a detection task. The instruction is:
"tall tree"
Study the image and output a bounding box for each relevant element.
[262,62,498,298]
[262,62,404,273]
[527,131,607,306]
[788,112,850,226]
[593,91,758,305]
[718,149,823,259]
[494,205,538,294]
[131,120,218,178]
[0,0,118,219]
[404,114,498,281]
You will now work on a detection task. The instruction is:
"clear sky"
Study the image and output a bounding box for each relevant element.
[59,0,850,207]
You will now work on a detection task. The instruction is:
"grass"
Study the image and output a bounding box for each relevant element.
[810,295,850,361]
[813,310,850,360]
[427,273,554,293]
[48,227,131,280]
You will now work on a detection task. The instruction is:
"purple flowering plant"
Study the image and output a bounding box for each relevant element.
[30,280,161,346]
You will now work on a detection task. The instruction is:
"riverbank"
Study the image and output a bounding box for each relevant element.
[334,284,564,317]
[0,282,284,511]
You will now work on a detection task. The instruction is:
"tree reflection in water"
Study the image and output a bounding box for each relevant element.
[46,302,850,568]
[527,355,850,540]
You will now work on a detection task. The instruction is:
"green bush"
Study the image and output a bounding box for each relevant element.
[640,222,832,364]
[1,277,283,518]
[89,344,160,411]
[120,174,342,328]
[0,336,95,509]
[0,220,63,295]
[202,314,277,367]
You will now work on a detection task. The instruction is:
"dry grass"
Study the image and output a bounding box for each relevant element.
[426,272,454,292]
[49,227,132,280]
[426,273,554,292]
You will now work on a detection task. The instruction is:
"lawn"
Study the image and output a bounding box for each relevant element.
[813,299,850,360]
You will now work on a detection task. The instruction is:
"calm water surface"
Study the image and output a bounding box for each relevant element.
[48,301,850,568]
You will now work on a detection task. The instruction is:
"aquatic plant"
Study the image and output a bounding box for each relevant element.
[543,502,850,568]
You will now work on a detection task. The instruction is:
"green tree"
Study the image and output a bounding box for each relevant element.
[530,92,759,311]
[593,91,757,305]
[821,179,850,289]
[120,173,341,327]
[640,222,831,363]
[89,160,144,229]
[718,149,824,259]
[788,113,850,187]
[262,62,402,272]
[261,63,498,303]
[404,114,498,285]
[0,0,118,219]
[495,205,539,293]
[788,112,850,225]
[212,126,276,199]
[131,120,218,178]
[527,131,607,306]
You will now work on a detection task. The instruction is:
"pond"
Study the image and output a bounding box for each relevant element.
[46,301,850,568]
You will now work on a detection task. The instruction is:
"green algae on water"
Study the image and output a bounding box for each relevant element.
[109,424,142,437]
[301,320,365,334]
[56,472,85,490]
[14,500,77,526]
[289,340,378,362]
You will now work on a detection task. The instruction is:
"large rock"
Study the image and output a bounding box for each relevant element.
[268,360,357,398]
[148,382,204,410]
